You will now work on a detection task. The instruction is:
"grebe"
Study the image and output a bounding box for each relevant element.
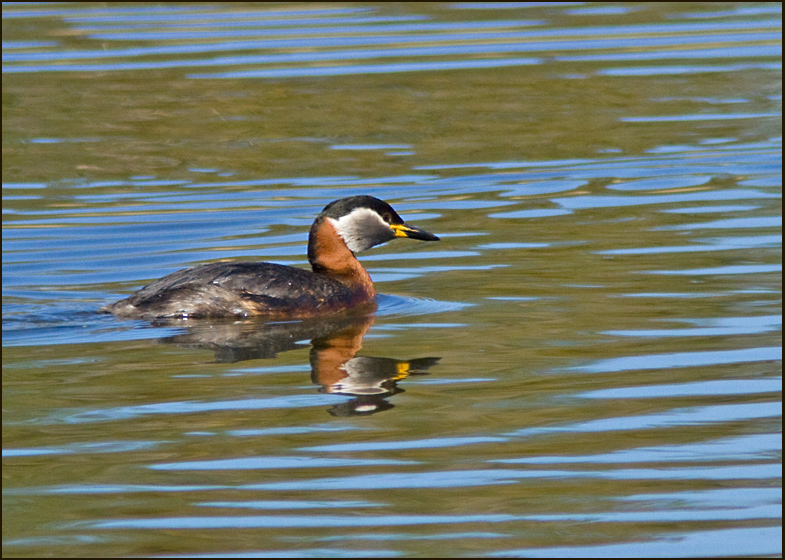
[101,196,439,319]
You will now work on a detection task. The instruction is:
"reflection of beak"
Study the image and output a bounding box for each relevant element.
[391,223,440,242]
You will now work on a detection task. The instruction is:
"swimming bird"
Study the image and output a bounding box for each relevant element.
[101,195,439,319]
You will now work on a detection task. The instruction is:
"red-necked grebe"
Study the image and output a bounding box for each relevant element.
[101,195,439,319]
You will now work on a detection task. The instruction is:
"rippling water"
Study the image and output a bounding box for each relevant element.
[2,2,781,558]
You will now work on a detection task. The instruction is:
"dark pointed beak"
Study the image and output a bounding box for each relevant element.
[391,223,440,242]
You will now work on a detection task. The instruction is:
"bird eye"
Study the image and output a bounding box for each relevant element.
[382,213,393,224]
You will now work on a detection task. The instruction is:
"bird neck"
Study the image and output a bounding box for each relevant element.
[308,218,376,298]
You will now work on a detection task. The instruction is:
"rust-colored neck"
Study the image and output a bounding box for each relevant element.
[308,218,376,300]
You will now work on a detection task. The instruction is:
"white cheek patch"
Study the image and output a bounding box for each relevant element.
[329,208,393,253]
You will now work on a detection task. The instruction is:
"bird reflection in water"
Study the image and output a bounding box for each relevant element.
[157,311,440,416]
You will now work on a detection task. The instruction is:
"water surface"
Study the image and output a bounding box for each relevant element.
[2,2,781,558]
